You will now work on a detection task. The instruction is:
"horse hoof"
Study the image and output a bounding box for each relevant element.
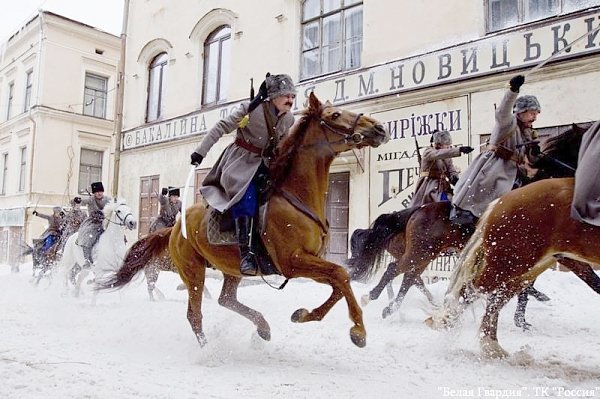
[360,294,370,306]
[480,336,509,359]
[291,308,310,323]
[196,333,208,347]
[257,329,271,341]
[382,306,392,319]
[350,326,366,348]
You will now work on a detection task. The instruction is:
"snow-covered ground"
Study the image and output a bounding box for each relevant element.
[1,262,599,399]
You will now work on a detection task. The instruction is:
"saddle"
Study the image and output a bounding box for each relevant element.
[207,203,279,276]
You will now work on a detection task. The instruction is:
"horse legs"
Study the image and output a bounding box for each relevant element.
[144,263,160,301]
[480,291,514,358]
[381,271,422,319]
[288,253,366,348]
[361,261,400,306]
[217,275,271,341]
[513,290,531,330]
[556,256,600,294]
[414,275,435,305]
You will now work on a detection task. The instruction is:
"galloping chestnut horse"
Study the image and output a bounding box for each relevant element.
[98,92,389,348]
[427,177,600,358]
[349,122,589,319]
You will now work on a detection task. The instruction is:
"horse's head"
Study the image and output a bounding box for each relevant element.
[307,92,389,151]
[531,121,592,180]
[103,199,137,231]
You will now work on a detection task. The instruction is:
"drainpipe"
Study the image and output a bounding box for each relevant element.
[112,0,130,198]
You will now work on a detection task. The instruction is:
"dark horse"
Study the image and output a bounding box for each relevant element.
[349,122,590,322]
[97,93,389,348]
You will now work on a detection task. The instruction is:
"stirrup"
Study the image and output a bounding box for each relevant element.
[240,253,258,276]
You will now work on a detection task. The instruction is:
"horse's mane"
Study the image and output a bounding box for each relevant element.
[540,122,590,155]
[270,107,316,187]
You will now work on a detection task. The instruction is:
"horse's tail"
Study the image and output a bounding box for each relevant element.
[349,206,420,282]
[96,228,172,291]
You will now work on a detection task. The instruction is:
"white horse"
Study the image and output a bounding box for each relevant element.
[60,199,137,300]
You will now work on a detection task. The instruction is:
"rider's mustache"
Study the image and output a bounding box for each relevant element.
[285,101,293,107]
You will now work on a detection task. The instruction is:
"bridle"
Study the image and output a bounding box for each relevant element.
[105,204,134,227]
[319,110,364,145]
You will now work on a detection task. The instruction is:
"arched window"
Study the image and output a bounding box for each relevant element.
[147,52,168,122]
[202,26,231,105]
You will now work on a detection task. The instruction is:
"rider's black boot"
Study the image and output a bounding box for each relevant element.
[235,216,258,276]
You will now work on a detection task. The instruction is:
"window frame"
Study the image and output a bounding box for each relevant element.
[83,72,108,119]
[486,0,600,33]
[78,148,104,194]
[1,152,8,195]
[6,82,14,120]
[202,25,231,106]
[146,52,168,122]
[300,0,363,81]
[18,147,26,192]
[23,70,33,113]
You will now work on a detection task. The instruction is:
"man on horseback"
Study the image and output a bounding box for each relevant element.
[571,120,600,226]
[450,75,542,226]
[55,196,87,256]
[409,130,473,207]
[149,187,182,233]
[77,181,111,269]
[32,206,65,253]
[189,73,296,276]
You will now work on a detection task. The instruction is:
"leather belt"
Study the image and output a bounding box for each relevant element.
[486,144,521,163]
[420,171,443,179]
[234,137,262,155]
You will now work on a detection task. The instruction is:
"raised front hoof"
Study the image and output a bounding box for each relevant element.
[360,294,371,307]
[350,326,366,348]
[424,316,448,330]
[196,332,208,348]
[480,336,509,359]
[291,308,310,323]
[257,328,271,341]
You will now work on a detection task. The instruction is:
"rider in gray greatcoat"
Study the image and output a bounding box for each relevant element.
[77,181,111,268]
[149,187,182,233]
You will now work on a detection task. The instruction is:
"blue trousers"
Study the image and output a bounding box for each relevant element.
[42,235,57,251]
[231,180,258,219]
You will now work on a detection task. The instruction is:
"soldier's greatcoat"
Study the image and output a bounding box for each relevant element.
[452,89,538,217]
[149,194,182,232]
[77,195,111,247]
[195,101,294,213]
[409,146,461,207]
[572,120,600,226]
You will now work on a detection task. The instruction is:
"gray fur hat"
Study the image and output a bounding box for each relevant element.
[431,130,452,146]
[513,95,541,114]
[266,74,296,99]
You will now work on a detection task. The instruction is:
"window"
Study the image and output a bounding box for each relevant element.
[487,0,600,32]
[202,26,231,105]
[1,153,7,195]
[83,73,108,118]
[6,82,14,120]
[146,53,168,122]
[18,147,26,192]
[301,0,363,80]
[78,149,103,194]
[24,70,33,112]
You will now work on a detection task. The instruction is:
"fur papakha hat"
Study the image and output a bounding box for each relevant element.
[266,74,296,99]
[513,95,541,114]
[168,187,180,197]
[91,181,104,193]
[431,130,452,146]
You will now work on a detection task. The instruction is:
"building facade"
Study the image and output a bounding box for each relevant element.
[119,0,600,272]
[0,11,120,266]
